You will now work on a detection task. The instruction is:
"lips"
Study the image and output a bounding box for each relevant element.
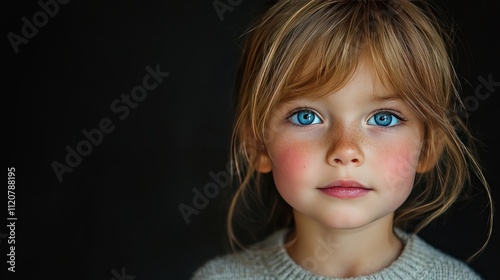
[318,180,372,199]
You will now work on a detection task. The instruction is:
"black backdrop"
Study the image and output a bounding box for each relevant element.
[4,1,499,279]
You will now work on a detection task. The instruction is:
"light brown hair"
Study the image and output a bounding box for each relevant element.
[226,0,492,261]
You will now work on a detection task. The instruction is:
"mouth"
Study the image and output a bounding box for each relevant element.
[318,180,372,199]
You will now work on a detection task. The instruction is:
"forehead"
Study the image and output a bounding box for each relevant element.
[280,54,399,103]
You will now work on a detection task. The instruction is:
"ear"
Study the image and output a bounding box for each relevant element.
[245,133,273,173]
[242,126,273,173]
[255,151,272,173]
[416,129,445,173]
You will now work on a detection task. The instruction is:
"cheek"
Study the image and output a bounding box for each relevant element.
[378,143,421,201]
[273,147,308,172]
[269,142,316,197]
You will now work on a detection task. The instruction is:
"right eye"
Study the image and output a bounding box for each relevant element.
[289,109,322,126]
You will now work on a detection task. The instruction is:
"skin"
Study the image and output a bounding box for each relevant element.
[256,57,425,277]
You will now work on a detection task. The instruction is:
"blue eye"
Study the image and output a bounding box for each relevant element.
[367,112,401,127]
[289,110,322,126]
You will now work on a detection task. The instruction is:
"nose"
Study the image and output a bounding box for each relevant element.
[326,124,364,167]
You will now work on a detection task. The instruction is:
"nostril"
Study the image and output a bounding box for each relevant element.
[330,157,361,166]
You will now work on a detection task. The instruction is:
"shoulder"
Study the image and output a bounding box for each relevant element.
[190,229,287,280]
[395,229,483,280]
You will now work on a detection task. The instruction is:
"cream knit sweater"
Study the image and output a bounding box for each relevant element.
[191,228,482,279]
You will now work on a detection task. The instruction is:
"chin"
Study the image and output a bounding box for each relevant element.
[323,220,371,230]
[318,212,391,230]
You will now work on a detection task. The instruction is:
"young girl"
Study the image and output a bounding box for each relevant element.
[192,0,493,279]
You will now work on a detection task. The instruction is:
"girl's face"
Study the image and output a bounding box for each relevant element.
[257,58,425,230]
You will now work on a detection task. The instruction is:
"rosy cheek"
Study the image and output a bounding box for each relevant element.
[380,145,420,200]
[270,142,313,195]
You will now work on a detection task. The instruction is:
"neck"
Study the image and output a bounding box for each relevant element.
[286,211,403,278]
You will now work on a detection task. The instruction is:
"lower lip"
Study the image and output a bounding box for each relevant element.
[319,187,370,199]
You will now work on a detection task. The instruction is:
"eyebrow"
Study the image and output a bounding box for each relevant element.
[368,94,402,103]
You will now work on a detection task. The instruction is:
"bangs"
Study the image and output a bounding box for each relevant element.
[271,0,452,122]
[276,2,366,102]
[236,0,454,147]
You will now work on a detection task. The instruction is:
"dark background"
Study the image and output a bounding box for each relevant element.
[3,1,499,279]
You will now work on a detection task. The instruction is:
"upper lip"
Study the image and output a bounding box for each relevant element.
[318,180,371,189]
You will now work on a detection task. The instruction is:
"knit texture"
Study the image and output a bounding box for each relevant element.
[191,228,482,279]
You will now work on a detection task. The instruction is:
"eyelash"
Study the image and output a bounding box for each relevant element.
[367,109,408,128]
[285,107,407,128]
[286,107,323,127]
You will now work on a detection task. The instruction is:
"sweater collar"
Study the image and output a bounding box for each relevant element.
[257,228,431,279]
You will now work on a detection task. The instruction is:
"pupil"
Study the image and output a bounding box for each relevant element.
[299,111,313,124]
[377,114,391,125]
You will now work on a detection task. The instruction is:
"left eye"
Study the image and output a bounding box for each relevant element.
[289,110,322,126]
[367,112,400,127]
